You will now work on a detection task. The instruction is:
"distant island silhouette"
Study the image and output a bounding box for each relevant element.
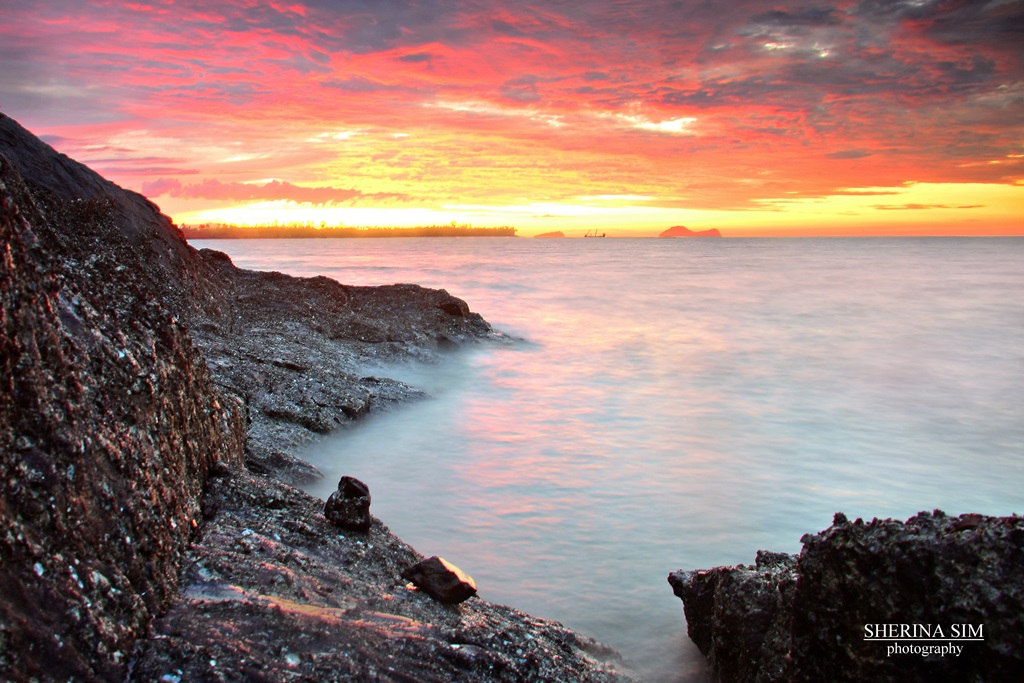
[181,223,517,239]
[534,231,566,238]
[658,225,722,238]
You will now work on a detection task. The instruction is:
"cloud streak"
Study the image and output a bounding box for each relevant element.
[142,178,409,204]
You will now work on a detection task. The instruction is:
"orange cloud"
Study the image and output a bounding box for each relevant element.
[1,0,1020,234]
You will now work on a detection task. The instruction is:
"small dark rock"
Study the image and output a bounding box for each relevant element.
[269,357,307,372]
[209,460,234,478]
[324,476,372,532]
[402,556,478,604]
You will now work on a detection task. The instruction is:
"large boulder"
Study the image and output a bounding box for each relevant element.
[670,551,796,683]
[669,511,1024,682]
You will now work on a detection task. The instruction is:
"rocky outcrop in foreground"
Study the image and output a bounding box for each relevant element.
[2,130,246,682]
[1,112,636,682]
[669,511,1024,683]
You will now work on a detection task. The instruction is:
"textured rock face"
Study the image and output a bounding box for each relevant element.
[669,551,796,683]
[132,472,635,683]
[190,250,495,484]
[669,511,1024,683]
[0,113,231,327]
[1,150,245,680]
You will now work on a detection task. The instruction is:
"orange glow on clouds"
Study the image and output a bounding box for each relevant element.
[2,1,1022,236]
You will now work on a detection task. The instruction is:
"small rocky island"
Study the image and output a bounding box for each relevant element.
[669,511,1024,682]
[0,112,636,681]
[658,225,722,238]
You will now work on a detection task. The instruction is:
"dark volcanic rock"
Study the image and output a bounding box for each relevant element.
[324,475,373,532]
[1,146,245,680]
[669,551,796,683]
[2,112,637,682]
[402,556,480,604]
[669,511,1024,683]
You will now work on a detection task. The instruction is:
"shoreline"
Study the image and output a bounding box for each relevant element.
[6,108,1022,682]
[1,112,637,681]
[181,224,517,239]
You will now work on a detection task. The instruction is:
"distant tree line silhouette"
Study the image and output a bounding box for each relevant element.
[180,221,518,239]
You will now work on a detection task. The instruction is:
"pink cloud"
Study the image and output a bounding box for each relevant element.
[1,0,1021,215]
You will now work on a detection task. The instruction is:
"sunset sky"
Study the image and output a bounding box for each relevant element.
[2,0,1022,236]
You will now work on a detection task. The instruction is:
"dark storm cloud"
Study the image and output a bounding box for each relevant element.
[397,53,434,63]
[854,0,1024,51]
[748,5,842,28]
[826,149,875,159]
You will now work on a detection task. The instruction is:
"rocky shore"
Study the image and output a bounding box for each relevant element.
[1,112,636,681]
[669,511,1024,683]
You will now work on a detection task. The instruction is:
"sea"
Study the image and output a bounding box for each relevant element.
[192,236,1024,682]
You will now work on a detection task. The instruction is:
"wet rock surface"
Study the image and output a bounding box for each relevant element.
[1,112,636,681]
[669,511,1024,683]
[133,471,634,682]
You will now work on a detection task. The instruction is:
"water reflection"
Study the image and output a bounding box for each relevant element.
[199,237,1024,683]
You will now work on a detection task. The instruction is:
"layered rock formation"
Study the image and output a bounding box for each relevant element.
[669,511,1024,683]
[1,112,636,682]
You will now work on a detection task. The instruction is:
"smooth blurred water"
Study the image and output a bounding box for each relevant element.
[193,237,1024,682]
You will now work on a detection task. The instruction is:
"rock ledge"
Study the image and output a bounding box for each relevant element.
[669,511,1024,683]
